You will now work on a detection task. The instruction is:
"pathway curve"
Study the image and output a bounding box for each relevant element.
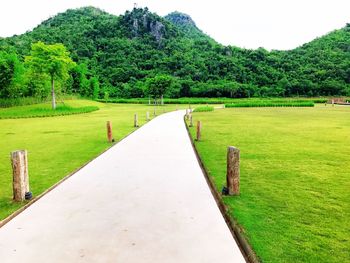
[0,110,245,263]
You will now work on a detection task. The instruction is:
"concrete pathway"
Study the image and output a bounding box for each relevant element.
[0,111,246,263]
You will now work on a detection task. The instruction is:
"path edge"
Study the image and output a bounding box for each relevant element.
[0,116,157,229]
[184,117,260,263]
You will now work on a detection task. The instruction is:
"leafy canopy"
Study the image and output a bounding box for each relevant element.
[25,41,75,80]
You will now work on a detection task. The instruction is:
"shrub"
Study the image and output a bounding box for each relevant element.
[193,106,214,112]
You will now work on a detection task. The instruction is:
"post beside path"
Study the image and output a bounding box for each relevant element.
[196,121,201,141]
[134,113,139,127]
[11,150,31,201]
[107,121,113,142]
[226,146,240,196]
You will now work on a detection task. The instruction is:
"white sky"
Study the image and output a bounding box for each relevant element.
[0,0,349,50]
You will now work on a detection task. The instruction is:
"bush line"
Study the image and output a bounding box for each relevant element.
[193,106,215,112]
[225,102,314,108]
[97,98,327,105]
[0,105,99,119]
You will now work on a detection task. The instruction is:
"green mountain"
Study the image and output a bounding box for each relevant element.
[0,6,349,98]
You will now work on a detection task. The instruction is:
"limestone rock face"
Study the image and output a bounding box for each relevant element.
[125,8,166,43]
[165,12,197,28]
[149,21,165,42]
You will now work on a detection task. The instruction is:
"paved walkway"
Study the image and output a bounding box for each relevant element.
[0,111,245,263]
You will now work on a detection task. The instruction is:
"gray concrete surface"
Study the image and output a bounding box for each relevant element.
[0,110,246,263]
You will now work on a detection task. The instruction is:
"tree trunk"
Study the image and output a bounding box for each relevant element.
[51,75,56,110]
[11,150,30,201]
[161,95,164,105]
[227,146,240,195]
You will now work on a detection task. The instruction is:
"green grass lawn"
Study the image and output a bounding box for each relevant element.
[188,105,350,262]
[0,103,99,119]
[0,100,181,220]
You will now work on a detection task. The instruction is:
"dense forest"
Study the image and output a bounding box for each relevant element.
[0,6,349,99]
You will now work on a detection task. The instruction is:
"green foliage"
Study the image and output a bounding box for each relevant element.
[0,51,24,98]
[146,74,173,98]
[97,97,327,105]
[0,104,98,119]
[25,42,76,81]
[225,101,314,107]
[193,106,214,112]
[0,97,46,108]
[0,6,349,99]
[25,42,76,108]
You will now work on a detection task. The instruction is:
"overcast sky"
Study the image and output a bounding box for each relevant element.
[0,0,349,50]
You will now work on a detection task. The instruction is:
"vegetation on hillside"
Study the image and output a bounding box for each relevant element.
[0,7,349,100]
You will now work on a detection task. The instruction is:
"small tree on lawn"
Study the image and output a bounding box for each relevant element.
[146,74,173,105]
[25,42,75,109]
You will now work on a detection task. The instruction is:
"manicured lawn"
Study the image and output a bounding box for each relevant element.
[188,105,350,262]
[0,103,99,119]
[0,100,181,220]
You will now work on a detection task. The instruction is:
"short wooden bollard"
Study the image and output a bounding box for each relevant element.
[196,121,201,141]
[189,114,193,127]
[11,150,30,201]
[146,111,150,121]
[226,146,240,195]
[134,113,139,127]
[107,121,113,142]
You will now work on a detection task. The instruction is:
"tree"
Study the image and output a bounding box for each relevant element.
[0,51,23,98]
[146,75,173,104]
[25,42,75,109]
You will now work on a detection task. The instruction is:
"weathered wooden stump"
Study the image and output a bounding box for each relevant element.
[226,146,240,195]
[134,113,139,127]
[196,121,201,141]
[107,121,113,142]
[11,150,30,201]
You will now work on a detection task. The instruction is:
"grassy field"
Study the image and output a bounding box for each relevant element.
[0,100,181,220]
[188,105,350,262]
[0,103,99,119]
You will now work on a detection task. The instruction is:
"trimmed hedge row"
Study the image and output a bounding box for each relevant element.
[0,105,99,119]
[225,102,314,108]
[97,98,326,105]
[193,106,215,112]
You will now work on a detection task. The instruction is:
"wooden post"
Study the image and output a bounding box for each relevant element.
[11,150,29,201]
[196,121,201,141]
[186,109,189,120]
[107,121,113,143]
[226,146,240,195]
[332,99,334,107]
[189,114,193,127]
[154,99,156,116]
[134,113,138,127]
[146,111,150,121]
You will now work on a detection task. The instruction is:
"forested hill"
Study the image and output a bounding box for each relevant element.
[0,6,349,99]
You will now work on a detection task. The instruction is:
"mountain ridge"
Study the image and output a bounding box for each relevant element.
[0,6,349,98]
